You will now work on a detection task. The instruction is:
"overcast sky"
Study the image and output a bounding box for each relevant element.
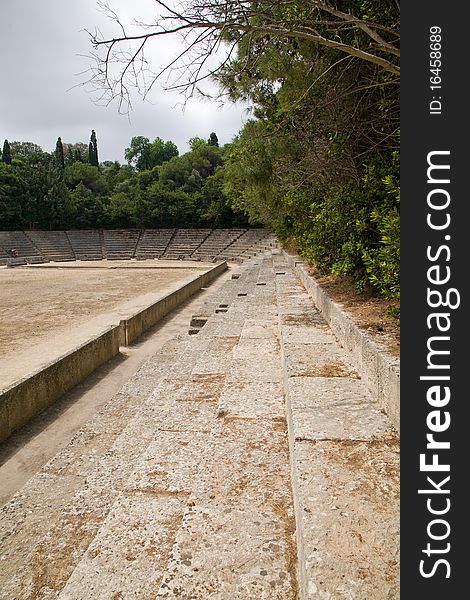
[0,0,250,163]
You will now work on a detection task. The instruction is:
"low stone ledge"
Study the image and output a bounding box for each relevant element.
[119,261,227,346]
[282,251,400,433]
[0,262,228,443]
[0,325,121,443]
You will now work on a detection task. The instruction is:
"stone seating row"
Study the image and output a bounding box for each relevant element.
[0,250,399,598]
[0,230,44,264]
[191,228,246,261]
[0,229,277,265]
[66,230,103,261]
[25,230,75,262]
[134,229,175,259]
[161,229,212,259]
[102,229,141,260]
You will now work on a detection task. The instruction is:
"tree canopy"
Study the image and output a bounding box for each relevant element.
[124,136,179,171]
[86,0,399,108]
[0,131,250,233]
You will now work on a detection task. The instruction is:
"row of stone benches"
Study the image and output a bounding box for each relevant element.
[0,228,277,265]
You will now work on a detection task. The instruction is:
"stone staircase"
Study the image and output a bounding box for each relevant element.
[162,229,212,260]
[0,250,399,599]
[135,229,176,259]
[0,231,45,265]
[191,228,247,262]
[102,230,141,260]
[25,231,75,262]
[218,229,274,262]
[0,229,279,266]
[66,230,103,261]
[271,253,399,599]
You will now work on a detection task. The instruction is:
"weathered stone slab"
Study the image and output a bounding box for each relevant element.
[207,335,240,353]
[280,324,337,345]
[279,310,327,326]
[158,373,227,403]
[292,402,391,441]
[0,474,118,599]
[151,401,217,433]
[0,472,85,599]
[232,338,279,360]
[294,438,399,600]
[59,494,186,600]
[126,430,210,495]
[228,358,282,383]
[214,321,244,337]
[217,381,285,419]
[277,289,313,304]
[48,422,155,488]
[283,343,359,379]
[285,374,392,451]
[156,502,297,600]
[240,322,276,339]
[191,352,234,375]
[288,376,374,408]
[156,419,297,599]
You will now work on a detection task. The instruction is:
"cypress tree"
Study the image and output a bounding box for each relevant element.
[88,141,94,165]
[2,139,12,164]
[89,129,99,166]
[55,137,65,170]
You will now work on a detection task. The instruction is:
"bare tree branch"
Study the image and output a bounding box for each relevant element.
[85,0,400,112]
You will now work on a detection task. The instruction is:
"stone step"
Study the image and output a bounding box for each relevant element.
[154,417,298,599]
[274,269,399,600]
[0,335,208,598]
[0,250,399,599]
[55,259,299,598]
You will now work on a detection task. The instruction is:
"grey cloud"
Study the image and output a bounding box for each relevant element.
[0,0,248,162]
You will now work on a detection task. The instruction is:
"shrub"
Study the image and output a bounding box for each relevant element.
[289,150,400,298]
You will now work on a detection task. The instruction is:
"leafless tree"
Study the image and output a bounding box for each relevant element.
[85,0,400,112]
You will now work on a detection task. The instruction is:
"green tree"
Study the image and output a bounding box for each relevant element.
[69,182,105,228]
[64,162,107,196]
[208,132,219,147]
[63,142,88,165]
[2,140,12,164]
[87,0,399,114]
[0,162,24,228]
[145,183,196,227]
[101,160,134,190]
[89,129,99,166]
[125,136,179,171]
[55,137,65,171]
[20,153,73,229]
[9,141,42,160]
[104,191,136,228]
[197,169,246,227]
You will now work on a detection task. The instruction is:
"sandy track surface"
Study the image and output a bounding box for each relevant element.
[0,260,213,388]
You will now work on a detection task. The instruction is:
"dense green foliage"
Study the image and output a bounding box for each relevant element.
[217,0,400,298]
[0,133,250,232]
[124,136,179,171]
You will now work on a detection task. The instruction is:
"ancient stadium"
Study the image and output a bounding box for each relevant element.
[0,228,399,599]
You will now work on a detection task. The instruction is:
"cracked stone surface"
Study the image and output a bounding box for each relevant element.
[0,251,399,599]
[275,261,399,600]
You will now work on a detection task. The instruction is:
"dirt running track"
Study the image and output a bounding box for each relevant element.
[0,260,213,389]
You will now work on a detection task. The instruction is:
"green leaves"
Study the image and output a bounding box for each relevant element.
[124,136,179,171]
